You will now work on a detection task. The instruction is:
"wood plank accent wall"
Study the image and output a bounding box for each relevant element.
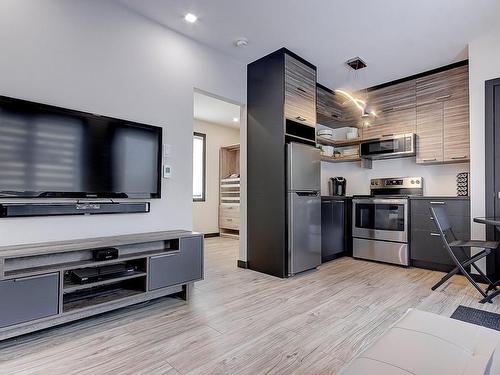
[316,86,360,129]
[317,62,470,165]
[415,64,469,164]
[284,54,316,127]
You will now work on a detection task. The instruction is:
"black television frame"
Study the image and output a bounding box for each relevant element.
[0,95,163,199]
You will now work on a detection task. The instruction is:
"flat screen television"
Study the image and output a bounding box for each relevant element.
[0,95,162,199]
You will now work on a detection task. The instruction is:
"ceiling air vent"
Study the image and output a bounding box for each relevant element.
[346,57,367,70]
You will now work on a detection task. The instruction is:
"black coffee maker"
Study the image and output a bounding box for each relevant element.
[329,177,347,196]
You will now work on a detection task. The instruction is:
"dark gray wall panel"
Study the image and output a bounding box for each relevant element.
[247,51,287,278]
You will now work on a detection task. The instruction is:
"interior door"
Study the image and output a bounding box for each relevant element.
[485,78,500,278]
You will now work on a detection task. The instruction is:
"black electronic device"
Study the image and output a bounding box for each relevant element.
[92,247,119,262]
[329,177,347,196]
[0,202,150,218]
[70,263,135,284]
[0,95,162,199]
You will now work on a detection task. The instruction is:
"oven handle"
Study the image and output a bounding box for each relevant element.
[352,198,408,205]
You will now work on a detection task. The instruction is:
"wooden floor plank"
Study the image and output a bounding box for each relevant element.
[1,237,499,374]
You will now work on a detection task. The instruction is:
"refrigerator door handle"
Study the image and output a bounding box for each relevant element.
[295,191,320,197]
[288,194,293,277]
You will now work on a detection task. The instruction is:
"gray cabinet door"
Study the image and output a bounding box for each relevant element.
[0,273,59,329]
[149,236,203,291]
[410,198,470,269]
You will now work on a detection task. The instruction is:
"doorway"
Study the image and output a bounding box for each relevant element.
[192,90,243,250]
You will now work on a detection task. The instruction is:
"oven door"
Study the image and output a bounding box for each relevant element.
[352,198,408,242]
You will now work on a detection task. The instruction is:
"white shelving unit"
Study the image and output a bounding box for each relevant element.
[219,145,240,238]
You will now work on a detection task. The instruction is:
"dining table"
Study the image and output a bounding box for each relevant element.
[474,217,500,230]
[473,217,500,303]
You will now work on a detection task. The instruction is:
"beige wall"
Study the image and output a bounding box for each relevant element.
[193,120,240,234]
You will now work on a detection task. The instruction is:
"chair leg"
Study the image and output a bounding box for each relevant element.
[445,247,489,298]
[431,266,459,291]
[459,266,489,298]
[470,263,497,292]
[480,288,500,304]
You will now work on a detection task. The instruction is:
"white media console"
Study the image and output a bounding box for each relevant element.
[0,230,203,340]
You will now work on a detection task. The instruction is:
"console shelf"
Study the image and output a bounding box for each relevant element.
[3,247,180,278]
[63,271,147,294]
[63,287,145,313]
[0,230,203,340]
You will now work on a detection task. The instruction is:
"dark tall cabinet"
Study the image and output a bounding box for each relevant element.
[247,48,317,278]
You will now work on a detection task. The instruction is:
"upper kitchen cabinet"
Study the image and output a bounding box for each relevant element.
[416,64,469,164]
[284,53,317,127]
[316,84,360,129]
[362,80,416,140]
[416,101,444,163]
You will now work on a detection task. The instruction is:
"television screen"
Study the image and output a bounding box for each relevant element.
[0,96,162,199]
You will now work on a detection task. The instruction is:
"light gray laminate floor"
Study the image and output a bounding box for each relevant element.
[0,237,499,374]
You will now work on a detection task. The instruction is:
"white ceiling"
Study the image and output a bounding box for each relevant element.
[193,91,241,128]
[117,0,500,90]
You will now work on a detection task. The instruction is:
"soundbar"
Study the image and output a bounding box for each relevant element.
[0,202,150,218]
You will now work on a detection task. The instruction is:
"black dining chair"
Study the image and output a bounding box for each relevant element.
[430,206,499,302]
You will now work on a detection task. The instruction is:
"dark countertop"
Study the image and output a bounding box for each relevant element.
[409,196,470,200]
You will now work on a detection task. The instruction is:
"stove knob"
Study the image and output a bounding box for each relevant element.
[416,179,420,184]
[411,180,415,184]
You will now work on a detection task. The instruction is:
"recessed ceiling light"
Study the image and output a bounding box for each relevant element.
[232,117,239,123]
[184,13,197,23]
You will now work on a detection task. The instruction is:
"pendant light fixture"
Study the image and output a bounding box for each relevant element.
[334,57,376,119]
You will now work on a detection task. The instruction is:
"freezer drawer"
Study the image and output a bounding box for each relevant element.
[288,191,321,275]
[149,236,203,290]
[286,142,320,192]
[0,273,59,329]
[353,238,409,266]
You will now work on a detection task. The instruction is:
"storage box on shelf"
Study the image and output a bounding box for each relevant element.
[0,231,203,340]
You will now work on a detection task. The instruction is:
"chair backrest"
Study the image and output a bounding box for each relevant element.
[430,206,452,233]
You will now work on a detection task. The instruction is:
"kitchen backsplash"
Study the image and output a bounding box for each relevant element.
[321,157,469,196]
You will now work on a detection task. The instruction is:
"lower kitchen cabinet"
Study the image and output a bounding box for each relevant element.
[321,197,351,262]
[410,197,470,272]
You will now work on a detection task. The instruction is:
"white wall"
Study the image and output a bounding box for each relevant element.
[0,0,245,246]
[469,25,500,247]
[321,158,469,196]
[193,120,240,234]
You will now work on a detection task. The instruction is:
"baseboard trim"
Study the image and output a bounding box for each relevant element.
[204,233,220,238]
[237,260,248,269]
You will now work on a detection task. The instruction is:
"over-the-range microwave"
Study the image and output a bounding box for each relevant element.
[360,133,416,160]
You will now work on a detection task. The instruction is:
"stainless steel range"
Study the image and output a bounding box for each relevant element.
[352,177,423,266]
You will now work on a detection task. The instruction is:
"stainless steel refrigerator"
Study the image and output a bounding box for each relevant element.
[287,142,321,276]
